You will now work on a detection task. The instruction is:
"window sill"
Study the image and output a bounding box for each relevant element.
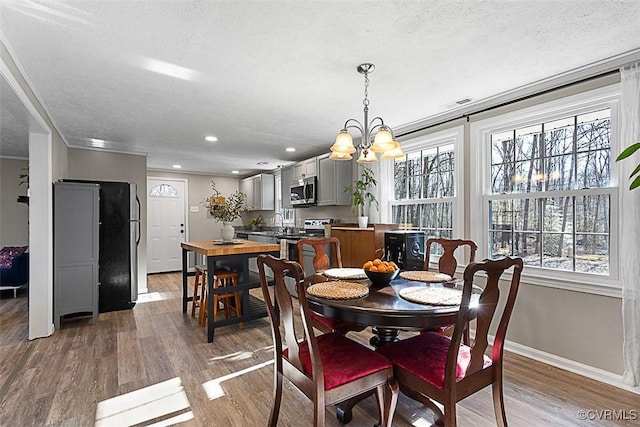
[454,264,622,298]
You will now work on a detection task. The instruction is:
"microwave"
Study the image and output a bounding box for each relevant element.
[290,176,317,206]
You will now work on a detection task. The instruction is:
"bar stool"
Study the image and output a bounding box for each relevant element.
[191,264,207,317]
[199,268,243,329]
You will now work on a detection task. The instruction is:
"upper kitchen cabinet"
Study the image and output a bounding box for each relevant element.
[292,157,317,181]
[317,154,353,206]
[281,165,293,209]
[241,173,275,211]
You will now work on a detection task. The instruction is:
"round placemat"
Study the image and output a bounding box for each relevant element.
[307,281,369,300]
[399,286,462,306]
[322,268,367,280]
[399,270,452,283]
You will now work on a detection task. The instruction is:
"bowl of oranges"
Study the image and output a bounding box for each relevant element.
[363,259,399,287]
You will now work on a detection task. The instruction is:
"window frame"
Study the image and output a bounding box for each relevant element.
[380,126,465,264]
[470,85,621,296]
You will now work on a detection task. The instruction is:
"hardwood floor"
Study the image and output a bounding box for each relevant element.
[1,273,638,426]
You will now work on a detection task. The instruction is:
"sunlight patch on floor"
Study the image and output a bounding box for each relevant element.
[95,377,193,426]
[209,345,274,362]
[135,291,180,303]
[202,360,273,400]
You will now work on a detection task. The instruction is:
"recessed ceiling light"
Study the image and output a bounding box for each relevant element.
[285,147,296,152]
[231,170,239,174]
[205,136,218,142]
[172,164,182,169]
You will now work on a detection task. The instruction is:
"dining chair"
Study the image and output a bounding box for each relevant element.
[424,238,478,342]
[297,237,367,335]
[424,238,478,276]
[377,257,523,427]
[257,254,398,427]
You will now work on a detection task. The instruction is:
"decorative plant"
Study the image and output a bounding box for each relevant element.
[344,165,379,216]
[247,215,265,228]
[616,142,640,190]
[203,181,247,222]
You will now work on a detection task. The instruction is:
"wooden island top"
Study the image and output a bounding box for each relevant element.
[181,239,280,256]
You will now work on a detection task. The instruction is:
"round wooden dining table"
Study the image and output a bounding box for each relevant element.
[304,272,478,423]
[305,272,473,347]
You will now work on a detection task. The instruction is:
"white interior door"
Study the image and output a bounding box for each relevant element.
[147,179,187,273]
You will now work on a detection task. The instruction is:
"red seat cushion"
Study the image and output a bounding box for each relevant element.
[284,332,392,390]
[309,311,356,331]
[377,331,492,389]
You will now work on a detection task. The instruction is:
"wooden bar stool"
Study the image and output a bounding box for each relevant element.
[199,268,243,329]
[191,264,207,317]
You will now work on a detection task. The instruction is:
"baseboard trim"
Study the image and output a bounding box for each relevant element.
[501,339,640,395]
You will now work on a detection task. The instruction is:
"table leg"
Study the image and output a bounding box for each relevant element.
[369,327,400,348]
[207,256,216,343]
[182,248,188,313]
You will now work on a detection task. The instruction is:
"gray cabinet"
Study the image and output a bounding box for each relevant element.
[54,182,99,330]
[281,165,293,208]
[317,154,353,206]
[293,157,317,181]
[241,173,275,211]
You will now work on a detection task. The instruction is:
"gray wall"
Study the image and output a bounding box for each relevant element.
[0,158,29,247]
[68,148,148,290]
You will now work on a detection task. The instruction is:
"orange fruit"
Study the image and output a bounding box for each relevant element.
[389,261,398,270]
[372,258,382,266]
[363,261,373,270]
[369,265,379,272]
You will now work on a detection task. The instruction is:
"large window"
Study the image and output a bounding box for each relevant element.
[385,127,463,241]
[471,86,620,288]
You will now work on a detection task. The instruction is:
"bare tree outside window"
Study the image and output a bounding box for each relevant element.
[488,109,611,274]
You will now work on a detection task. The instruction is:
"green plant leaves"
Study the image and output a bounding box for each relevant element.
[617,142,640,191]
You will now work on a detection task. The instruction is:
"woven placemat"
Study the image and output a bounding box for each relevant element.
[323,268,367,280]
[399,270,452,283]
[307,281,369,300]
[399,286,462,306]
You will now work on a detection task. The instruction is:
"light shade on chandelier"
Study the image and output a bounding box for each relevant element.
[330,63,404,162]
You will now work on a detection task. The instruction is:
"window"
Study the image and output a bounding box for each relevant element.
[471,85,620,290]
[150,183,178,197]
[383,126,464,242]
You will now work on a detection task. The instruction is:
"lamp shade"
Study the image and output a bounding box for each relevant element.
[357,149,378,163]
[329,151,353,160]
[381,146,405,159]
[331,131,356,154]
[370,128,398,152]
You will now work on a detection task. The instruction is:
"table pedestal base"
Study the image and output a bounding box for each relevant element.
[369,326,400,347]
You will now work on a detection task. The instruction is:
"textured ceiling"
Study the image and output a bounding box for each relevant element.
[1,1,640,175]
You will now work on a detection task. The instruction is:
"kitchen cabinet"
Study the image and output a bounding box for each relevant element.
[281,165,293,209]
[241,173,275,211]
[331,224,399,268]
[293,157,317,181]
[317,154,353,206]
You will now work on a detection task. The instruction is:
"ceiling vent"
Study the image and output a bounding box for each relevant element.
[442,97,474,109]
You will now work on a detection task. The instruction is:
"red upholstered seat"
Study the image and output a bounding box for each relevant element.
[285,332,393,391]
[377,331,491,389]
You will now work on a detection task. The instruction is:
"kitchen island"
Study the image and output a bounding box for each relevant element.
[181,240,280,342]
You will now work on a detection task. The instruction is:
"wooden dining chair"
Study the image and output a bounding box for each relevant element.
[297,237,366,335]
[377,257,523,427]
[257,254,398,427]
[424,238,478,276]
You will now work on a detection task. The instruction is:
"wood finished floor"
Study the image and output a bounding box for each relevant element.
[1,273,638,426]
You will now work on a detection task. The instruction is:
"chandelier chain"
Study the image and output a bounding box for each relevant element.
[363,72,370,107]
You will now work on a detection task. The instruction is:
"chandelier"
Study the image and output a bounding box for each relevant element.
[330,63,404,162]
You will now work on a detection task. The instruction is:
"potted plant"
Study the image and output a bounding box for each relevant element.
[203,181,247,241]
[617,142,640,190]
[247,215,266,231]
[344,165,379,228]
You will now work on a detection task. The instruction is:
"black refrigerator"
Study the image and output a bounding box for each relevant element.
[62,180,140,312]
